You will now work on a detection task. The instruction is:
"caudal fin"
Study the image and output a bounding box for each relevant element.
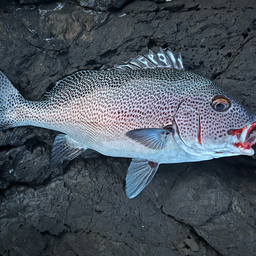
[0,71,23,129]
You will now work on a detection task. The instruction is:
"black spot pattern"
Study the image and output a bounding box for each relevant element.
[1,68,251,151]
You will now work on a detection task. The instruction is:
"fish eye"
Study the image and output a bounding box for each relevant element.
[211,96,231,112]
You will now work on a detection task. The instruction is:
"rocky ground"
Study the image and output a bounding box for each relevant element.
[0,0,256,255]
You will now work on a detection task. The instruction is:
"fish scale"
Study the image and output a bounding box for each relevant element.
[41,69,182,132]
[0,48,256,199]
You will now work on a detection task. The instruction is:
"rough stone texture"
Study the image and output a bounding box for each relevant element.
[77,0,131,11]
[17,0,130,10]
[0,0,256,255]
[18,0,54,5]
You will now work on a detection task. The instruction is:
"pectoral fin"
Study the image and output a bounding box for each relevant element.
[126,128,171,150]
[50,134,85,165]
[126,158,159,199]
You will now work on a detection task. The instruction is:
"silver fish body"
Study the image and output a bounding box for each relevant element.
[1,48,256,198]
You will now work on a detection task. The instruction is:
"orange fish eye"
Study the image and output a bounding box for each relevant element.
[211,96,231,112]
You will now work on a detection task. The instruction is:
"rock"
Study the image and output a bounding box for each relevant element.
[77,0,131,11]
[0,0,256,255]
[162,165,232,227]
[71,9,109,32]
[17,0,130,10]
[19,0,54,4]
[0,158,220,256]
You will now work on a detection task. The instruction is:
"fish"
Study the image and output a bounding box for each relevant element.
[1,48,256,199]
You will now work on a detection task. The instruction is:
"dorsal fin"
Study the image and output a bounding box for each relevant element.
[43,48,184,100]
[114,48,184,71]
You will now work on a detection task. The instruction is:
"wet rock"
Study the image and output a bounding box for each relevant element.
[0,0,256,255]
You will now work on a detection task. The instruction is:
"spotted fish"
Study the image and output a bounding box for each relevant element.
[1,48,256,198]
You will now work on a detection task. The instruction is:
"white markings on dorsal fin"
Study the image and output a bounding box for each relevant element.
[114,47,184,71]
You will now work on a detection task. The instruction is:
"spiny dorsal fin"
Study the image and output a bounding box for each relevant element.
[114,48,184,71]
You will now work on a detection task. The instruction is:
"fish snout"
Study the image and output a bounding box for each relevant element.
[228,115,256,156]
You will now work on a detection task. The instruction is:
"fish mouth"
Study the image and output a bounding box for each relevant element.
[228,116,256,156]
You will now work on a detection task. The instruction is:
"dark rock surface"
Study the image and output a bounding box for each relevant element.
[77,0,131,11]
[0,0,256,255]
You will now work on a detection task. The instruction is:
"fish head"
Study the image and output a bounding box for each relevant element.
[173,80,256,159]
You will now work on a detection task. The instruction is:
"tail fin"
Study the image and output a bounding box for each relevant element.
[0,71,23,129]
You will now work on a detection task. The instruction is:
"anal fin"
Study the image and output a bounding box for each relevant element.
[50,134,85,165]
[126,159,159,199]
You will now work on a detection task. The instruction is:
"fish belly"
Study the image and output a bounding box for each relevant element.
[85,131,213,164]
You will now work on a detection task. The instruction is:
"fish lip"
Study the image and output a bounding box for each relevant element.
[228,117,256,156]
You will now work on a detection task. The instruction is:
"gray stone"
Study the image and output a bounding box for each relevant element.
[0,0,256,255]
[77,0,131,11]
[19,0,53,4]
